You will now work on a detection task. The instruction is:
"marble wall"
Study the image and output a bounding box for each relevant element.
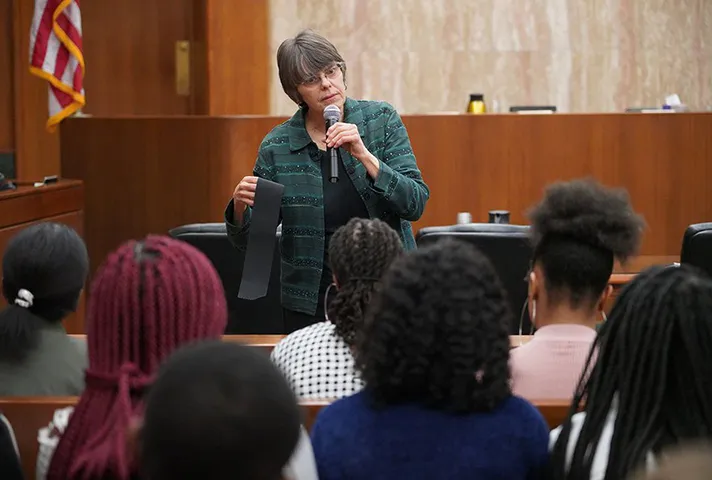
[268,0,712,115]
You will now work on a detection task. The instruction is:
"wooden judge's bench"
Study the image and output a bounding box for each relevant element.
[59,112,712,279]
[0,180,85,333]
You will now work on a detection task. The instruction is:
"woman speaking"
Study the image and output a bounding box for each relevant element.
[225,30,429,332]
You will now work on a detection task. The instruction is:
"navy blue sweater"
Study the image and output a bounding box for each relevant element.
[311,392,550,479]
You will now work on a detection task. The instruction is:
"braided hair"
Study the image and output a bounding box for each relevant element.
[551,264,712,480]
[528,178,645,309]
[47,235,227,480]
[326,218,403,347]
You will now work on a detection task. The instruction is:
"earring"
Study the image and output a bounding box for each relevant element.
[601,311,608,323]
[323,283,335,322]
[518,298,536,338]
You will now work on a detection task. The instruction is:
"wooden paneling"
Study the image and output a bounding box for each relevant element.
[60,113,712,278]
[80,0,193,115]
[0,210,83,258]
[0,181,84,227]
[0,397,76,479]
[0,0,14,152]
[7,0,271,180]
[0,180,86,333]
[61,116,280,275]
[196,0,270,115]
[79,0,269,116]
[614,255,678,274]
[189,0,209,114]
[0,396,325,479]
[403,113,712,257]
[12,0,60,180]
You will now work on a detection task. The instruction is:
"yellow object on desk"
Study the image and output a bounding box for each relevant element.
[467,93,487,114]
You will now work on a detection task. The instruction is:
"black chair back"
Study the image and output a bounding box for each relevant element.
[416,224,533,334]
[680,222,712,278]
[169,223,284,334]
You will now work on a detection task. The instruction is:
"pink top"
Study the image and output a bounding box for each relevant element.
[510,324,596,400]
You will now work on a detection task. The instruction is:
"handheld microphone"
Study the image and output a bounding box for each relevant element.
[323,105,341,183]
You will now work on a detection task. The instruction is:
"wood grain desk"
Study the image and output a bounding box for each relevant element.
[60,113,711,278]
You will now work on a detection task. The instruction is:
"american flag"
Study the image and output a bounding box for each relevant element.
[29,0,85,132]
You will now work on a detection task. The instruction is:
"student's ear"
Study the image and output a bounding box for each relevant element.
[597,284,614,318]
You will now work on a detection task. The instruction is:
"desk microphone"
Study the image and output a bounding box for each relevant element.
[323,105,341,183]
[0,173,16,191]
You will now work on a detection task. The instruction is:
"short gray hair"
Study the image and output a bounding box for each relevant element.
[276,30,347,105]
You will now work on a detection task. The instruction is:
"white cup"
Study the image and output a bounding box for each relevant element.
[457,212,472,224]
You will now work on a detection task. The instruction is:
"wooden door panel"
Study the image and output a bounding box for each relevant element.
[81,0,193,115]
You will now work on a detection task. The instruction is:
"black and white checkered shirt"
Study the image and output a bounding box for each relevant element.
[270,321,363,400]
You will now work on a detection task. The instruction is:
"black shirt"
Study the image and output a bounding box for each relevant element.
[312,145,369,311]
[0,414,22,480]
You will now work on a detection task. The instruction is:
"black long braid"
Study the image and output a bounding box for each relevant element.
[551,264,712,480]
[327,218,403,347]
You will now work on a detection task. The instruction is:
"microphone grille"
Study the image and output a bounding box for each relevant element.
[323,105,341,121]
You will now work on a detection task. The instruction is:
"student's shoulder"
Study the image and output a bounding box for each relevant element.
[501,396,550,431]
[314,390,369,425]
[272,322,335,356]
[550,411,587,449]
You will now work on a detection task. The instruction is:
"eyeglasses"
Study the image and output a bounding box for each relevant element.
[300,63,343,87]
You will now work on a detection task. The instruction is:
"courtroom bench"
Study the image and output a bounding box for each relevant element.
[67,334,288,354]
[0,396,332,479]
[0,395,568,479]
[67,334,534,352]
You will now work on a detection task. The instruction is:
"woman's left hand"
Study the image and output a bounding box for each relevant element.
[326,122,368,160]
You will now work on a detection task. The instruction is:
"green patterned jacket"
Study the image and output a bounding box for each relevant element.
[225,97,430,315]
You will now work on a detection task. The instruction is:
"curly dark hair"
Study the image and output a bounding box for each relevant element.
[327,218,403,347]
[355,238,513,413]
[551,264,712,480]
[528,178,645,308]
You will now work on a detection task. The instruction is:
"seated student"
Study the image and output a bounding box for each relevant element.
[550,265,712,480]
[139,341,316,480]
[629,442,712,480]
[0,222,89,396]
[271,218,403,399]
[311,239,550,480]
[38,236,228,480]
[510,179,644,400]
[0,414,22,480]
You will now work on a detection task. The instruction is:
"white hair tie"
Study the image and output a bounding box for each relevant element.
[14,289,34,308]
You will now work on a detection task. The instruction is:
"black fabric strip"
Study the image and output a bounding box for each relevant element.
[238,178,284,300]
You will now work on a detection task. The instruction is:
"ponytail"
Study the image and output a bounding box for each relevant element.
[0,305,45,362]
[0,222,89,363]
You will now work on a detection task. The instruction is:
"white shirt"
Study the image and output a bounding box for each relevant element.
[36,406,72,480]
[271,321,362,400]
[37,408,318,480]
[549,409,655,479]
